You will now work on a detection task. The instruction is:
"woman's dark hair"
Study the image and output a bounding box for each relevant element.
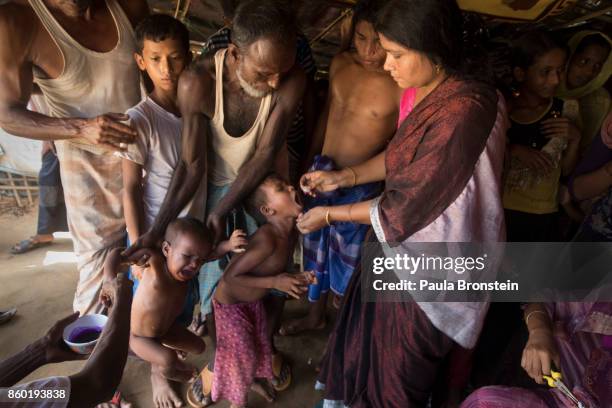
[511,30,566,70]
[573,33,611,57]
[375,0,464,74]
[135,14,190,55]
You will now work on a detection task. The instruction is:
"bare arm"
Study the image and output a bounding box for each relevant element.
[561,139,580,177]
[68,274,133,408]
[122,159,145,244]
[521,303,559,385]
[0,313,87,387]
[117,0,149,26]
[572,161,612,201]
[304,55,341,168]
[0,9,136,149]
[208,68,307,222]
[304,83,330,168]
[297,199,373,234]
[224,229,312,298]
[129,68,211,250]
[300,151,386,194]
[224,232,278,290]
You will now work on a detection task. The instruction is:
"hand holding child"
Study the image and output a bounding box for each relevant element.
[228,229,248,253]
[297,207,329,234]
[100,272,133,310]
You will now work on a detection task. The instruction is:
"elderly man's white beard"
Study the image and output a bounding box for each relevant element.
[236,65,270,98]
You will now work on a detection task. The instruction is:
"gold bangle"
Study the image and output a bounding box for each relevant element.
[524,309,547,327]
[346,166,357,187]
[325,208,331,226]
[348,203,354,223]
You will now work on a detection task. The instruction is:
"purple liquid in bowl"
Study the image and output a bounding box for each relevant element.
[69,326,102,343]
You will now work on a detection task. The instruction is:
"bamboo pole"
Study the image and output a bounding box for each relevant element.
[0,185,39,191]
[5,172,22,207]
[562,5,612,27]
[22,174,33,205]
[309,7,353,47]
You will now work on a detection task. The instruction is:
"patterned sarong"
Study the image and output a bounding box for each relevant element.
[56,142,126,314]
[211,299,273,406]
[304,155,381,300]
[37,150,68,235]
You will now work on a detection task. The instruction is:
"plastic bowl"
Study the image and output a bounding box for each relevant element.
[62,314,108,355]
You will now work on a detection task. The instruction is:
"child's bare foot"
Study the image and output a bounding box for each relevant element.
[151,368,183,408]
[251,379,276,402]
[279,315,326,336]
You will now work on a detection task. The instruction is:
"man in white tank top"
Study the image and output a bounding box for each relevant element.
[0,0,148,317]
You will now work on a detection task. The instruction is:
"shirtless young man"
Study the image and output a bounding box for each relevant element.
[281,0,401,335]
[202,174,315,407]
[0,0,148,318]
[102,217,214,408]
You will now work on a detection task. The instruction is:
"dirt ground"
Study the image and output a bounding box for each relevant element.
[0,201,330,407]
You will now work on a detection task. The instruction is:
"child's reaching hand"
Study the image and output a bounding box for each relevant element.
[228,229,248,253]
[273,271,317,299]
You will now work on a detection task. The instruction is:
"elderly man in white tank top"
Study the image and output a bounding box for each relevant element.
[0,0,148,315]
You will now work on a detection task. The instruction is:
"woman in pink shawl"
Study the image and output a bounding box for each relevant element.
[297,0,507,406]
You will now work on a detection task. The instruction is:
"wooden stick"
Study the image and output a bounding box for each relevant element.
[0,185,39,191]
[5,172,22,207]
[562,5,612,27]
[309,8,353,46]
[22,174,33,205]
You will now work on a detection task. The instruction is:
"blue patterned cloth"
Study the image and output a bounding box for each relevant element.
[198,183,259,317]
[303,156,382,301]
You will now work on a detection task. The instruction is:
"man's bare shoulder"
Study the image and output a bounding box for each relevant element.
[273,65,306,108]
[0,2,39,66]
[180,64,213,90]
[116,0,149,27]
[177,57,215,114]
[0,2,37,38]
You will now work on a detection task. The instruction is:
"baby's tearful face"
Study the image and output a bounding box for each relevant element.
[164,232,213,282]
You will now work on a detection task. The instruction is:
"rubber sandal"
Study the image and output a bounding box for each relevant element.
[186,366,213,407]
[271,353,292,391]
[0,307,17,325]
[110,391,123,405]
[10,239,51,254]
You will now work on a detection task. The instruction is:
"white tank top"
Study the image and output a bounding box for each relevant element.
[209,49,272,186]
[29,0,142,154]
